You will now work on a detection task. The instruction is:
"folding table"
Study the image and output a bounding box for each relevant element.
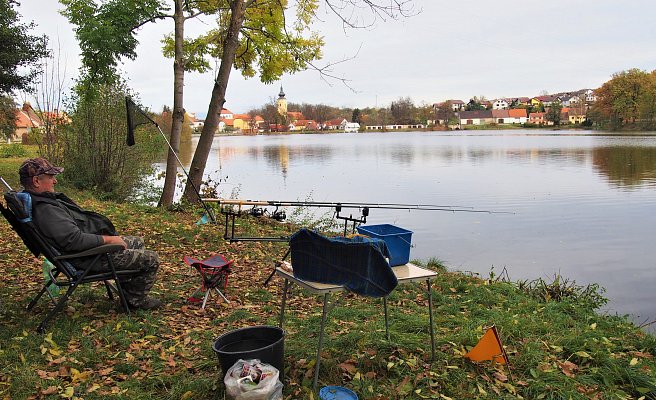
[276,262,437,390]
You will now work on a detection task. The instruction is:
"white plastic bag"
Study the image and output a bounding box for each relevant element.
[224,359,283,400]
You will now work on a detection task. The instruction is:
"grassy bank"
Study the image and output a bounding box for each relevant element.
[0,153,655,399]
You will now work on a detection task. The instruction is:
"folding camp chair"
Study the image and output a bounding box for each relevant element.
[0,191,140,333]
[183,254,233,309]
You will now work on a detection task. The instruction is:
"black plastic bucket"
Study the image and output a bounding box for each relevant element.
[212,325,285,378]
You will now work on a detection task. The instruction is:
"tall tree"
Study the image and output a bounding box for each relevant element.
[182,0,415,202]
[352,108,361,124]
[545,101,563,126]
[0,0,48,140]
[61,0,190,207]
[390,96,416,125]
[0,0,48,95]
[0,95,17,140]
[639,70,656,130]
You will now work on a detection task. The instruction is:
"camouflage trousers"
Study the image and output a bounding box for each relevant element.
[90,236,159,307]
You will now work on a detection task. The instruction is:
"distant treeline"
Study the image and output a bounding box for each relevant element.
[247,97,434,126]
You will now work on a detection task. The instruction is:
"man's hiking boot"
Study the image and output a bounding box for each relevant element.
[128,297,163,310]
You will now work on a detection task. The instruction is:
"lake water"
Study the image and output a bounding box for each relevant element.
[163,130,656,328]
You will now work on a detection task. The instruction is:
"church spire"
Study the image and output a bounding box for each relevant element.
[278,85,285,98]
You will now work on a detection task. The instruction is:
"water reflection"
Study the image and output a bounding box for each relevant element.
[181,134,656,189]
[592,146,656,188]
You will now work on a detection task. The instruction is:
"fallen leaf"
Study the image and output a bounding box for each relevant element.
[41,386,58,395]
[492,371,508,382]
[558,360,578,378]
[338,362,357,374]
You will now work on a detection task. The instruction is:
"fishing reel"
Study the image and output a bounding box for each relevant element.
[249,206,265,217]
[271,207,287,222]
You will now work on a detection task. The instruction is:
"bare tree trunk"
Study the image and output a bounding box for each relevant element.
[183,0,246,203]
[159,0,185,207]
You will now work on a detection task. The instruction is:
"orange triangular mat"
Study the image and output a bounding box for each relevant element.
[463,326,508,364]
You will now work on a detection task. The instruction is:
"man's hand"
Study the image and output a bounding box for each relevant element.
[102,235,128,249]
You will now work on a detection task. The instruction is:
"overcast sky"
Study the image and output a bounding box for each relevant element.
[16,0,656,118]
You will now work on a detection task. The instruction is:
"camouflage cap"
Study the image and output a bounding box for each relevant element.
[19,157,64,179]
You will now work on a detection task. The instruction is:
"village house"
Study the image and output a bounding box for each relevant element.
[323,118,348,130]
[492,99,509,110]
[13,103,42,142]
[289,119,319,131]
[458,110,494,125]
[529,112,547,125]
[433,100,465,113]
[568,111,586,124]
[491,109,509,123]
[490,108,527,124]
[533,95,559,107]
[187,112,204,130]
[508,108,528,123]
[448,100,466,111]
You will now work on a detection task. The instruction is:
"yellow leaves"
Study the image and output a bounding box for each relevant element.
[60,386,75,398]
[40,332,63,359]
[87,383,101,393]
[630,358,639,366]
[476,383,487,395]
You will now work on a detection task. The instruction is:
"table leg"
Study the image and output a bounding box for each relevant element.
[427,278,436,361]
[313,292,330,391]
[383,296,390,341]
[279,279,290,329]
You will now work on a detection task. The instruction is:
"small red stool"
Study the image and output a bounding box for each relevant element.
[183,254,233,309]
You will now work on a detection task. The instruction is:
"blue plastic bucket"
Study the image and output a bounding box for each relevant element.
[320,386,358,400]
[357,224,413,266]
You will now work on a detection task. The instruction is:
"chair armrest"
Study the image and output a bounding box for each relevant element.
[54,244,125,260]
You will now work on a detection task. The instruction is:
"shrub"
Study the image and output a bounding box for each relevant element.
[0,143,28,158]
[61,82,164,201]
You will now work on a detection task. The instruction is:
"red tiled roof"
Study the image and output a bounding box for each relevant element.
[508,109,527,118]
[325,118,346,126]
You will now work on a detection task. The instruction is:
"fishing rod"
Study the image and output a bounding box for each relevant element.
[203,198,495,213]
[1,177,12,192]
[203,197,511,242]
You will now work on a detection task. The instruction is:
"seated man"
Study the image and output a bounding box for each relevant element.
[19,157,162,310]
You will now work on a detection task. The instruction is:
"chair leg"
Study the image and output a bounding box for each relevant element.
[105,256,131,315]
[201,289,211,309]
[27,285,49,311]
[104,281,115,300]
[213,287,230,303]
[37,285,75,334]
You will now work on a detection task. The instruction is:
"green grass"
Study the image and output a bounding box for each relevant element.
[1,156,655,399]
